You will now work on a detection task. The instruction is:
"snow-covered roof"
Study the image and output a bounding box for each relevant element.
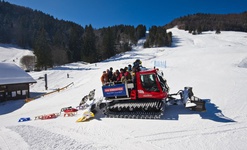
[0,62,36,85]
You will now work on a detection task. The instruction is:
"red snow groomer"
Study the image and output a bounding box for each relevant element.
[96,68,206,119]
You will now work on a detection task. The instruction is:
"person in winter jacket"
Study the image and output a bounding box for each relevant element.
[112,69,121,82]
[119,68,131,83]
[124,67,131,80]
[101,71,108,85]
[108,67,113,81]
[119,68,124,82]
[133,59,142,71]
[128,64,132,72]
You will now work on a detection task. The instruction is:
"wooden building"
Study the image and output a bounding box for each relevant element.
[0,63,36,102]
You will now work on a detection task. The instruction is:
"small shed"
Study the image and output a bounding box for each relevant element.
[0,62,36,102]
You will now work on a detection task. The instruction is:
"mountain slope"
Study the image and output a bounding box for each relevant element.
[0,27,247,150]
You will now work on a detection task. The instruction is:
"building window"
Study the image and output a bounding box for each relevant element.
[0,85,6,89]
[22,90,27,95]
[17,90,21,96]
[12,91,16,97]
[0,92,4,98]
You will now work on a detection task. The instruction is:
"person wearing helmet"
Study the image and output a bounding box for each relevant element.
[133,59,142,71]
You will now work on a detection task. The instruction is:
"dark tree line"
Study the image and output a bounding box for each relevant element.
[0,1,147,69]
[164,12,247,33]
[97,24,147,61]
[144,26,172,48]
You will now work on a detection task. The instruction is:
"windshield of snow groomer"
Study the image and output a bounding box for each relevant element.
[140,74,159,92]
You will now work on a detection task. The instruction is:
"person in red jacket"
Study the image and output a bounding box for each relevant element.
[124,67,131,81]
[119,68,131,83]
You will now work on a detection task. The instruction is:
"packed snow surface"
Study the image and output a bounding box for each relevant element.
[1,28,247,150]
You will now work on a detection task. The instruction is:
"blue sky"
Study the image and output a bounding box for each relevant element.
[4,0,247,29]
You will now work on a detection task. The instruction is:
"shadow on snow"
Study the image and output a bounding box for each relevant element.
[102,52,143,63]
[0,92,45,115]
[171,35,183,47]
[162,99,235,123]
[52,66,98,71]
[0,99,25,115]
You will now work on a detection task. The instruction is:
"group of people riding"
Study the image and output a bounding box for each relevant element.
[101,59,142,85]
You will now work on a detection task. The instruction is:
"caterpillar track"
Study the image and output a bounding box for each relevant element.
[103,100,164,119]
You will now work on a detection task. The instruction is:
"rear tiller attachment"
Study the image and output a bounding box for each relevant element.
[167,87,206,112]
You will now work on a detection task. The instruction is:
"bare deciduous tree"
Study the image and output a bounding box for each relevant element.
[20,55,36,71]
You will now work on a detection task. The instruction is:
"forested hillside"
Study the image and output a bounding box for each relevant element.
[1,1,170,69]
[164,12,247,33]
